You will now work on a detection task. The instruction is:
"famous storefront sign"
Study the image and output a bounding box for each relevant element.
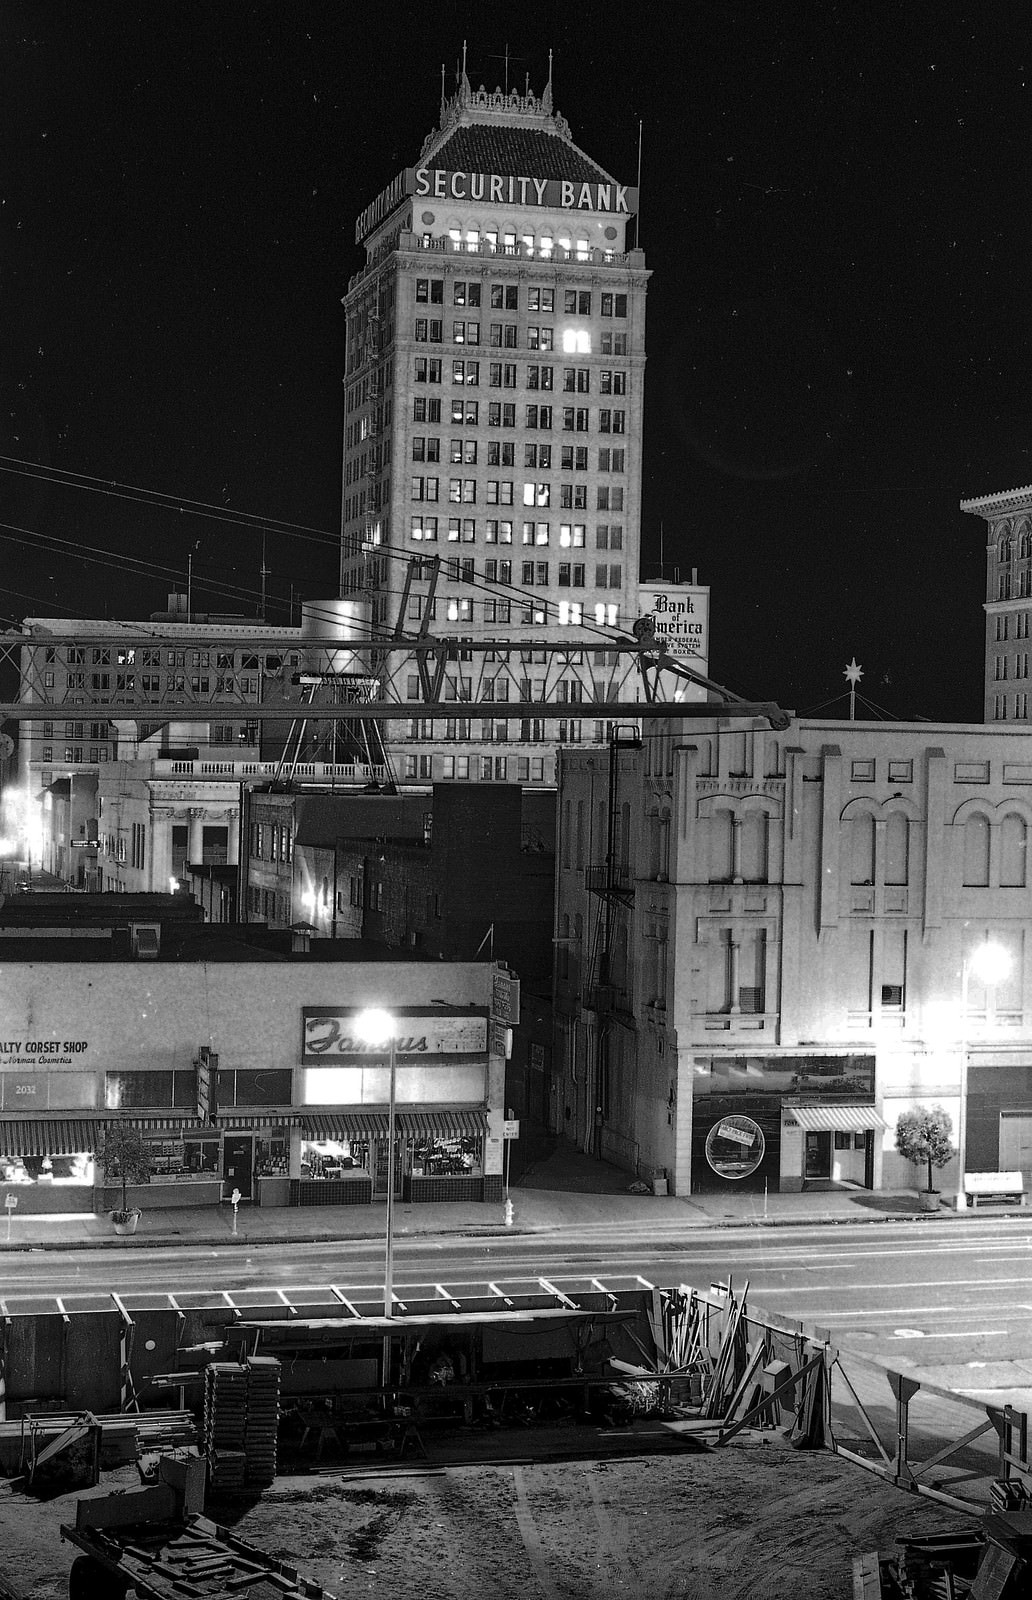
[301,1009,488,1063]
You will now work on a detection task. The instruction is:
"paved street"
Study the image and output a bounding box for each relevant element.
[4,1214,1032,1385]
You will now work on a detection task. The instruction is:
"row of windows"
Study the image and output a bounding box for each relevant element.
[995,613,1032,641]
[403,559,623,598]
[41,647,294,670]
[993,654,1032,679]
[401,752,549,782]
[249,820,293,863]
[412,357,628,392]
[413,318,628,357]
[411,396,626,432]
[992,693,1031,719]
[411,438,626,471]
[406,596,621,625]
[410,479,626,511]
[408,517,622,548]
[38,746,109,764]
[416,280,628,318]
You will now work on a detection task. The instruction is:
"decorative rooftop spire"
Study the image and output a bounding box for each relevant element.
[542,48,553,114]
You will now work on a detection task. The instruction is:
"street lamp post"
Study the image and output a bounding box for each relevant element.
[355,1009,398,1334]
[957,939,1012,1209]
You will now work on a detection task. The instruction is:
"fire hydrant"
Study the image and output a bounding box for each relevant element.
[504,1197,514,1227]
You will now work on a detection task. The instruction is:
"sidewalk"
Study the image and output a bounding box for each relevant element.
[0,1142,1019,1251]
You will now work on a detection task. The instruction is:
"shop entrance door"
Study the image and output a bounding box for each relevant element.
[999,1112,1032,1172]
[373,1134,403,1199]
[804,1131,832,1180]
[223,1135,253,1201]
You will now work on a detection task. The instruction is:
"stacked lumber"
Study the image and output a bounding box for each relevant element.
[244,1356,280,1489]
[202,1358,280,1495]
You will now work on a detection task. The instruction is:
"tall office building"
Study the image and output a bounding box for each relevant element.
[961,483,1032,723]
[341,60,648,786]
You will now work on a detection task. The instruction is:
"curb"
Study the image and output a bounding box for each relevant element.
[0,1203,1026,1251]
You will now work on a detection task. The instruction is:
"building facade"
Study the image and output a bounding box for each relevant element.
[342,63,650,786]
[556,715,1032,1200]
[14,608,385,889]
[0,956,506,1215]
[961,482,1032,724]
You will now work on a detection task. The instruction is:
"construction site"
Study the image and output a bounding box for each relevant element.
[0,1270,1030,1599]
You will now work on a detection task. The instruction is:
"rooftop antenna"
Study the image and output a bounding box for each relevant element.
[659,519,664,577]
[440,62,446,119]
[636,117,643,245]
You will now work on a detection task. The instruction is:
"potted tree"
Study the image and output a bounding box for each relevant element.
[895,1106,955,1212]
[95,1124,154,1234]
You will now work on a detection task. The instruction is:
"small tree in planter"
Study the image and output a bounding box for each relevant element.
[95,1124,153,1232]
[895,1106,956,1210]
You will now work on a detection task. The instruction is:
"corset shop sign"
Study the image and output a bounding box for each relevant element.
[301,1010,488,1063]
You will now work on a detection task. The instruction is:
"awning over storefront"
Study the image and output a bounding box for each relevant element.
[0,1118,103,1157]
[125,1117,212,1135]
[397,1110,489,1138]
[217,1113,304,1129]
[303,1112,390,1139]
[788,1105,887,1133]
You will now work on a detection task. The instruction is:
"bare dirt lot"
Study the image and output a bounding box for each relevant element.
[0,1434,969,1600]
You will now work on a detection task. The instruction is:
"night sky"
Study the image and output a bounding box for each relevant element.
[5,2,1032,723]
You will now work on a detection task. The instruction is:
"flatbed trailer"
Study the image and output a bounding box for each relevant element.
[61,1511,338,1599]
[59,1455,336,1600]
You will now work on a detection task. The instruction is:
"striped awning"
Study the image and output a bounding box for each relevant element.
[788,1105,887,1133]
[0,1118,103,1157]
[216,1113,304,1130]
[397,1110,488,1138]
[303,1112,390,1139]
[122,1117,211,1135]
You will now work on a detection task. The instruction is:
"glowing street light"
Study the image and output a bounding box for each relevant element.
[354,1008,398,1322]
[958,939,1012,1208]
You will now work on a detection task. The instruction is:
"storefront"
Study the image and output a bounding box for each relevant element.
[0,1117,99,1214]
[0,962,507,1214]
[689,1053,882,1194]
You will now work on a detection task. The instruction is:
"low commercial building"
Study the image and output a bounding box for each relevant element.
[0,948,508,1216]
[556,715,1032,1200]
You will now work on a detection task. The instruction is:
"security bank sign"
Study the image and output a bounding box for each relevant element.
[640,584,709,665]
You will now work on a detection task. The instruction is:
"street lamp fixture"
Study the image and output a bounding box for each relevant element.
[957,940,1012,1209]
[354,1008,398,1321]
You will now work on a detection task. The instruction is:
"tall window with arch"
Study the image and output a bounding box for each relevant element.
[884,811,910,886]
[962,812,991,887]
[850,811,876,886]
[1000,812,1028,887]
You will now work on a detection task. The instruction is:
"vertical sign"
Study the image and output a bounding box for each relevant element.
[492,968,521,1027]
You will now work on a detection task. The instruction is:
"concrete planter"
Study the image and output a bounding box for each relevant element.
[111,1209,141,1235]
[916,1190,942,1213]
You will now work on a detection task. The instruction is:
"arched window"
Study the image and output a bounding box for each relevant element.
[1020,522,1032,560]
[1001,812,1028,887]
[710,808,734,880]
[850,813,876,885]
[963,813,991,886]
[1000,534,1014,564]
[739,812,769,882]
[884,812,910,885]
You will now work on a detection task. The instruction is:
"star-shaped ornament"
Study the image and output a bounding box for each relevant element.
[844,659,864,689]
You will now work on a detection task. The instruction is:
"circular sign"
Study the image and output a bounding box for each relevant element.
[704,1113,765,1180]
[421,210,436,225]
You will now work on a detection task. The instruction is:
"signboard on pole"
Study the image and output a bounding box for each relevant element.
[502,1119,520,1140]
[492,969,520,1026]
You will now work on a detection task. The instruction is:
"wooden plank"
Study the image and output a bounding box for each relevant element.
[852,1550,883,1599]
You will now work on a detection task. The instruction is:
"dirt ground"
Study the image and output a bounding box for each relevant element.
[0,1434,970,1600]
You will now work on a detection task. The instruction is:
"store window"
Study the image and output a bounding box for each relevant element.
[410,1135,483,1178]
